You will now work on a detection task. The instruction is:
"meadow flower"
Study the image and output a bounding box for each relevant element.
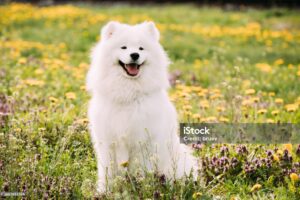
[257,109,267,114]
[273,154,279,162]
[76,118,89,125]
[290,173,299,182]
[199,100,209,109]
[245,89,255,95]
[184,111,192,117]
[34,69,44,75]
[192,114,201,121]
[80,85,86,91]
[216,106,225,112]
[271,110,279,116]
[183,105,192,111]
[18,57,27,64]
[49,96,58,103]
[268,92,275,97]
[210,93,222,100]
[251,97,260,103]
[250,184,262,192]
[256,63,272,73]
[219,117,229,123]
[23,79,45,87]
[193,59,201,70]
[120,161,129,168]
[203,116,217,122]
[285,104,298,112]
[274,59,284,65]
[276,149,283,155]
[197,92,206,97]
[275,98,284,104]
[288,64,294,69]
[242,99,253,106]
[65,92,76,100]
[283,144,292,153]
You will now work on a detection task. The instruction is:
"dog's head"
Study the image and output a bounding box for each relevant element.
[98,21,168,78]
[87,21,170,99]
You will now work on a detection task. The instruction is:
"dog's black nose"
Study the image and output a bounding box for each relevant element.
[130,53,139,61]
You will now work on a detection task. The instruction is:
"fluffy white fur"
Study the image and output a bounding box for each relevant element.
[87,21,197,192]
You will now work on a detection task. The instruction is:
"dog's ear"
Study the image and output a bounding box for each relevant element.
[142,21,160,41]
[101,21,120,40]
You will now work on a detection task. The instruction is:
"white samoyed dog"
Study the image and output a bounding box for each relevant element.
[87,21,197,192]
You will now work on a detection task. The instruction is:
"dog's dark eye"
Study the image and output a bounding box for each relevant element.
[139,47,144,51]
[121,46,127,50]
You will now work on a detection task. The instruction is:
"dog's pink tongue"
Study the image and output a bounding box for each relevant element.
[125,64,139,75]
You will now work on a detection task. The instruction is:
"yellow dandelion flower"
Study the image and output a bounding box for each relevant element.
[65,92,76,100]
[277,149,283,155]
[297,70,300,76]
[197,92,206,97]
[219,117,229,123]
[242,80,251,89]
[275,98,284,104]
[266,119,274,123]
[203,116,217,122]
[271,110,279,116]
[120,161,129,168]
[283,144,292,153]
[290,173,299,182]
[192,114,201,121]
[288,64,294,69]
[257,109,267,114]
[285,104,298,112]
[242,99,253,106]
[251,97,260,103]
[245,89,255,95]
[193,59,201,70]
[23,79,45,87]
[76,118,89,125]
[210,93,222,100]
[265,39,272,46]
[183,105,192,111]
[80,85,86,91]
[274,58,284,65]
[273,154,279,162]
[49,96,58,103]
[192,192,202,199]
[216,106,225,112]
[191,86,202,92]
[18,57,27,64]
[256,63,272,73]
[199,100,209,109]
[250,184,262,192]
[268,92,275,97]
[184,111,192,117]
[34,69,44,75]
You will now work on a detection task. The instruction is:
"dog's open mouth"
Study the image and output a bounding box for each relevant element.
[119,60,143,77]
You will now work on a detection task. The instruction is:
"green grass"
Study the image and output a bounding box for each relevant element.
[0,2,300,199]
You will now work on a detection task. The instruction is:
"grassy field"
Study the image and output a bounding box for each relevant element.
[1,2,300,199]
